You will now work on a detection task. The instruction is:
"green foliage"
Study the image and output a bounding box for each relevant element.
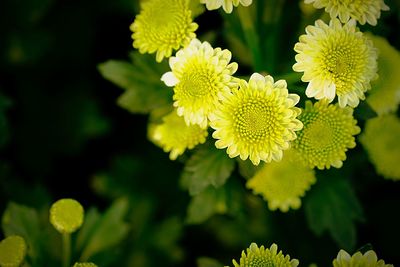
[1,202,41,266]
[304,174,364,250]
[0,93,11,148]
[197,257,224,267]
[186,186,227,224]
[98,52,172,114]
[181,143,236,195]
[79,198,130,261]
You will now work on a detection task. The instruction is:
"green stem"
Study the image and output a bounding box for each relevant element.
[62,233,71,267]
[237,6,263,72]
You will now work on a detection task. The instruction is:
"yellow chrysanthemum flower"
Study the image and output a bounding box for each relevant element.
[200,0,253,13]
[366,34,400,115]
[304,0,389,26]
[359,114,400,181]
[293,100,360,169]
[150,110,208,160]
[231,243,299,267]
[246,150,316,212]
[210,73,303,165]
[161,39,238,128]
[333,249,393,267]
[130,0,198,62]
[293,19,378,108]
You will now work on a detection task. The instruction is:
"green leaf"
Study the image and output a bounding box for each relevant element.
[186,186,227,224]
[304,174,364,250]
[98,52,172,114]
[197,257,224,267]
[182,143,235,195]
[1,202,41,265]
[79,198,130,261]
[150,217,184,262]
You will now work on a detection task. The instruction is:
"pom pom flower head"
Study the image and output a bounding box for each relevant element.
[246,150,316,212]
[366,34,400,115]
[210,73,303,165]
[359,114,400,181]
[293,19,378,108]
[130,0,198,62]
[149,110,208,160]
[161,39,238,129]
[304,0,389,26]
[200,0,253,13]
[333,249,393,267]
[231,243,299,267]
[50,198,84,234]
[293,100,360,169]
[0,235,27,267]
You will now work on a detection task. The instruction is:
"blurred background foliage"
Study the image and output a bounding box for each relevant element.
[0,0,400,266]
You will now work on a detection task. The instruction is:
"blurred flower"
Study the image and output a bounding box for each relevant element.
[231,243,299,267]
[359,114,400,181]
[162,39,238,128]
[0,235,26,267]
[246,150,316,212]
[200,0,252,13]
[49,198,84,234]
[130,0,198,62]
[366,34,400,115]
[333,249,393,267]
[304,0,389,26]
[293,100,360,169]
[293,19,378,107]
[73,263,98,267]
[210,73,302,165]
[150,110,208,160]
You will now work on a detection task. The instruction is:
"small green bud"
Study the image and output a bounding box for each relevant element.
[0,235,27,267]
[50,198,84,234]
[73,263,98,267]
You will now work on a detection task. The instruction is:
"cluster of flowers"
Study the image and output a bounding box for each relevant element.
[130,0,398,212]
[227,242,393,267]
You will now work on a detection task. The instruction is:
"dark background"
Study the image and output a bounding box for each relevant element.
[0,0,400,266]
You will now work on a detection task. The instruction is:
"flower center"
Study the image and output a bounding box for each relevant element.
[141,0,189,45]
[320,34,367,96]
[304,120,335,150]
[234,99,277,143]
[248,256,274,267]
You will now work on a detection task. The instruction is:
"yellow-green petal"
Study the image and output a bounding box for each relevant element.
[359,114,400,181]
[210,73,302,165]
[304,0,389,26]
[247,150,316,212]
[293,100,360,169]
[366,34,400,115]
[130,0,198,62]
[149,110,208,160]
[293,18,378,107]
[162,39,238,128]
[333,249,393,267]
[231,243,299,267]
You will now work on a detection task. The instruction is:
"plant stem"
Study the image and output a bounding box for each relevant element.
[62,233,71,267]
[237,6,263,72]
